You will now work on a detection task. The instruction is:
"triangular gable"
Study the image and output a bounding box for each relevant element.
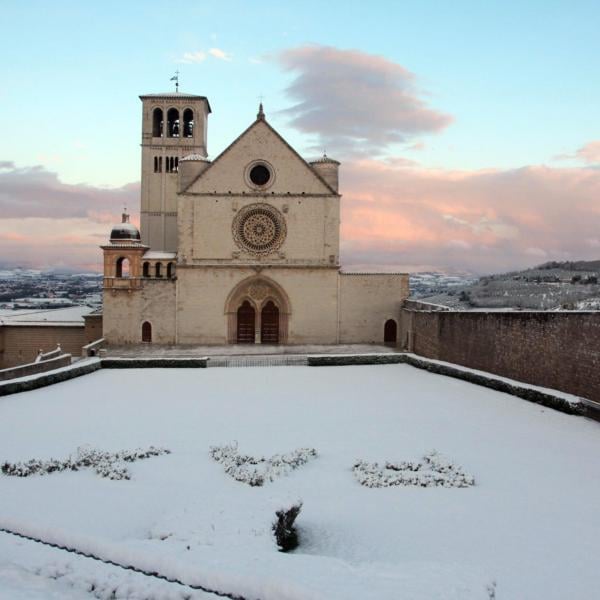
[182,117,337,195]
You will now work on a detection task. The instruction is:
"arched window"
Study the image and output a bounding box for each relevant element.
[143,262,150,277]
[167,262,174,278]
[142,321,152,343]
[167,108,179,137]
[175,157,179,172]
[152,108,163,137]
[183,109,194,137]
[115,257,130,278]
[384,319,397,344]
[155,262,162,278]
[170,157,174,173]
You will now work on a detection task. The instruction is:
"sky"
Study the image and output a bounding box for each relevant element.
[0,0,599,274]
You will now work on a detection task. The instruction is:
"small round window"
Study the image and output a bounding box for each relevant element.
[249,164,271,187]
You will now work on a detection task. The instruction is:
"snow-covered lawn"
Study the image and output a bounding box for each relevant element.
[1,365,599,599]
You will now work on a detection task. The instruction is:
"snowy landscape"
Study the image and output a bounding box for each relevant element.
[1,365,599,599]
[417,260,600,310]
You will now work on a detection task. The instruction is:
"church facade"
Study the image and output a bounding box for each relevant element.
[101,92,408,346]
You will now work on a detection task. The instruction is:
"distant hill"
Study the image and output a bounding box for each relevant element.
[416,259,600,310]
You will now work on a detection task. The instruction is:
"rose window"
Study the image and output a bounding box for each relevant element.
[233,204,286,255]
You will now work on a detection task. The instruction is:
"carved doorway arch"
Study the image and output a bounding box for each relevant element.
[225,276,290,344]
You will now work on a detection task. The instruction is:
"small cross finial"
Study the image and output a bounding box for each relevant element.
[257,94,265,120]
[122,206,129,224]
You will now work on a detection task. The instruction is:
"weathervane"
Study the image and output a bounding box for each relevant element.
[170,70,180,93]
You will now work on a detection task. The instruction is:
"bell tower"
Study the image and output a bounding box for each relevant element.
[139,92,211,252]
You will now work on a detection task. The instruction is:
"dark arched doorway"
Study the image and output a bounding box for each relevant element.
[384,319,397,345]
[261,301,279,344]
[237,301,255,343]
[142,321,152,343]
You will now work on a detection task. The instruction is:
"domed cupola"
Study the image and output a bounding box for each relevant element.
[110,211,141,243]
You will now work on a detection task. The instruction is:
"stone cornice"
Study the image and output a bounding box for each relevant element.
[176,263,340,270]
[180,192,341,198]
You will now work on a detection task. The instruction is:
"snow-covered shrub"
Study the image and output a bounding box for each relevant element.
[1,445,171,481]
[353,451,475,488]
[273,501,303,551]
[209,443,317,486]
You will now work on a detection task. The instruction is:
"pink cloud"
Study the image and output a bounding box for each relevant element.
[576,141,600,164]
[0,162,139,221]
[554,140,600,166]
[1,158,599,275]
[0,163,139,271]
[340,160,600,273]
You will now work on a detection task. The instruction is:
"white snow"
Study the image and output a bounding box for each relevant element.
[0,364,599,599]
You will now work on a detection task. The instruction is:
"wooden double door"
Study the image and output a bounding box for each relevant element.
[236,300,280,344]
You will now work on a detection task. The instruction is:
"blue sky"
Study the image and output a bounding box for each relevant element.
[2,0,598,185]
[0,1,599,273]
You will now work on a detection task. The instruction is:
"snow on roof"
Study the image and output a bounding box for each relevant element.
[0,306,94,326]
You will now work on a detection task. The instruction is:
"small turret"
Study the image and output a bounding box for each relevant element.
[309,153,340,192]
[178,154,211,192]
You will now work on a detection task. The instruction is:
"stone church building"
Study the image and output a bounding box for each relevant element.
[101,91,408,346]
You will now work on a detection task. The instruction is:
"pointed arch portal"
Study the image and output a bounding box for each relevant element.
[225,276,290,345]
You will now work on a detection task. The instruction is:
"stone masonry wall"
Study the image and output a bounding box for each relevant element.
[0,326,85,369]
[400,308,600,402]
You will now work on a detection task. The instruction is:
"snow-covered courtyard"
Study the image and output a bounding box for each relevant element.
[1,364,599,599]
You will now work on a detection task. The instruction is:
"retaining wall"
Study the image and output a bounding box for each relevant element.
[0,358,101,396]
[0,354,72,382]
[400,307,600,403]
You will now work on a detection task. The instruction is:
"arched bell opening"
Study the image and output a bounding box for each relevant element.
[236,300,256,344]
[115,257,130,278]
[183,108,194,138]
[167,108,180,137]
[152,108,163,137]
[261,300,280,344]
[384,319,397,345]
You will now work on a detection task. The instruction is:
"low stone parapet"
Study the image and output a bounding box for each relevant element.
[0,358,101,396]
[101,357,208,368]
[82,338,105,357]
[0,354,72,382]
[308,353,404,366]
